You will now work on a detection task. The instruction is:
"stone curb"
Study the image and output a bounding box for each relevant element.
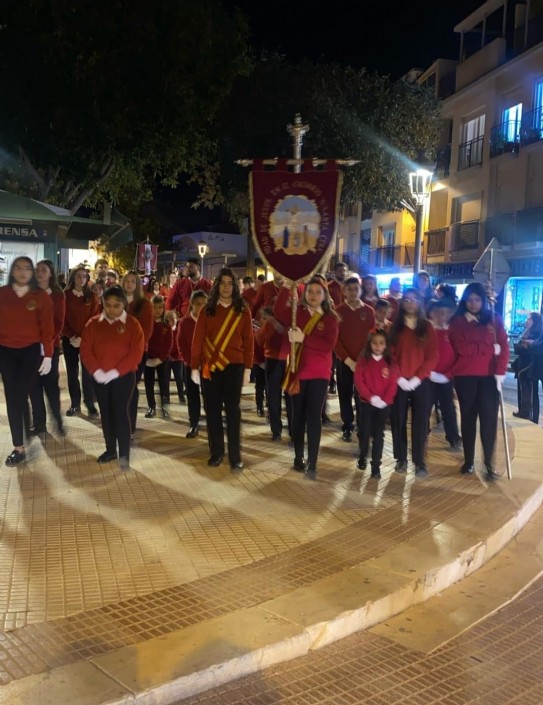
[2,418,542,705]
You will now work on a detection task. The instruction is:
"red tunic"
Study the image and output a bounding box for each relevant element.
[147,321,173,361]
[167,277,212,317]
[127,298,154,349]
[0,286,55,357]
[449,314,509,377]
[63,290,100,338]
[50,289,66,348]
[242,288,257,306]
[191,304,254,370]
[335,302,376,362]
[354,356,400,405]
[251,280,282,317]
[255,319,286,360]
[384,293,401,321]
[80,314,144,376]
[178,315,196,366]
[390,322,438,380]
[327,279,343,307]
[432,326,456,378]
[168,328,182,362]
[295,310,339,381]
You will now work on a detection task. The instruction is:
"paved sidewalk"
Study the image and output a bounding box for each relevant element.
[0,372,538,699]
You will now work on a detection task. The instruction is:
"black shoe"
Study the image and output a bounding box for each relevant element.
[66,406,81,417]
[415,465,429,478]
[485,464,499,481]
[257,407,265,418]
[321,413,331,425]
[271,433,282,441]
[371,469,382,479]
[145,408,156,418]
[207,456,223,467]
[305,469,317,480]
[512,411,530,419]
[179,395,186,404]
[54,416,66,436]
[449,437,462,449]
[230,461,244,473]
[162,396,170,406]
[293,457,306,472]
[161,407,170,419]
[329,383,337,395]
[97,451,117,463]
[186,426,199,438]
[86,405,99,416]
[395,460,407,473]
[357,457,367,470]
[342,430,352,442]
[29,425,46,436]
[5,450,26,466]
[460,462,475,475]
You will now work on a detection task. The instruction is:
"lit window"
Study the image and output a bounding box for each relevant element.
[535,80,543,132]
[503,103,522,142]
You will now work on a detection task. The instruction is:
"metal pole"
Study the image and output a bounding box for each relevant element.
[414,202,424,274]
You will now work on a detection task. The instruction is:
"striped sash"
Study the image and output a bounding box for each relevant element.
[202,307,243,379]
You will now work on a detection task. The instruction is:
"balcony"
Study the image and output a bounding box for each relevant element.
[449,220,480,251]
[369,243,415,271]
[425,228,447,256]
[489,120,520,158]
[520,108,543,148]
[458,137,483,170]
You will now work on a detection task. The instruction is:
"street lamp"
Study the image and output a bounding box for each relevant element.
[409,167,433,274]
[198,241,209,277]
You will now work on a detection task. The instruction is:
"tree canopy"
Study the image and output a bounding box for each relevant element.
[203,57,442,226]
[0,0,250,213]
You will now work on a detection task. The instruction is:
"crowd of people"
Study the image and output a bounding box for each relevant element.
[2,253,538,483]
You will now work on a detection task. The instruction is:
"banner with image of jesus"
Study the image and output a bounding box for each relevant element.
[249,162,343,283]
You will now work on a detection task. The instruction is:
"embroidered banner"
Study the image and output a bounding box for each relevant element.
[137,242,158,276]
[249,164,343,283]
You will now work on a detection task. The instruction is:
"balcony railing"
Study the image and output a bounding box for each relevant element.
[520,108,543,147]
[425,228,447,256]
[449,220,480,251]
[369,244,415,271]
[458,136,484,170]
[489,120,521,158]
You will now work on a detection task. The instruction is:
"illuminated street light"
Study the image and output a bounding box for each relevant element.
[409,167,433,274]
[198,240,209,277]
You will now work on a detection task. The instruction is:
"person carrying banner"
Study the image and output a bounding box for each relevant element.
[335,276,375,442]
[191,268,254,471]
[274,277,339,480]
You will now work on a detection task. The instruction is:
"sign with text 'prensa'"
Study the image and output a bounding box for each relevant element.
[249,161,343,283]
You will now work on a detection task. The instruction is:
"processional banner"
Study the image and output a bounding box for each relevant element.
[249,160,343,283]
[137,242,158,276]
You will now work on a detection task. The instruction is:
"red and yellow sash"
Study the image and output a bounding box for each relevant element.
[282,311,323,394]
[202,307,243,379]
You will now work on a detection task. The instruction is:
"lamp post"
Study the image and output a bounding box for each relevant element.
[198,241,209,278]
[409,167,433,274]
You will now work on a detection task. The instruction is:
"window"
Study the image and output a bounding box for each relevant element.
[462,115,485,143]
[535,80,543,132]
[459,115,485,169]
[380,226,395,248]
[503,103,522,142]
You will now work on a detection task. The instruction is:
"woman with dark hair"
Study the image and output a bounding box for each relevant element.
[512,312,543,420]
[361,274,379,308]
[28,259,66,435]
[122,271,154,435]
[80,285,145,470]
[0,257,54,465]
[389,288,438,477]
[413,270,434,311]
[62,266,100,416]
[449,282,509,480]
[191,268,254,471]
[274,277,339,480]
[434,282,457,304]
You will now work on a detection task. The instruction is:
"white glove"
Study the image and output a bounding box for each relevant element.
[70,336,81,348]
[430,371,449,384]
[243,368,251,386]
[370,395,388,409]
[145,357,162,368]
[495,374,506,392]
[288,327,305,343]
[408,376,422,390]
[345,357,357,373]
[398,377,412,391]
[93,368,107,383]
[38,357,52,376]
[494,343,501,356]
[102,369,120,384]
[191,369,201,386]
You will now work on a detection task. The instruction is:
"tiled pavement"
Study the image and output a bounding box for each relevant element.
[0,373,527,692]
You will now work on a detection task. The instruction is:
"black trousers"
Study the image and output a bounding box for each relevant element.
[184,366,201,427]
[517,365,533,418]
[431,380,459,444]
[94,372,135,458]
[130,353,146,433]
[391,379,431,466]
[454,375,499,466]
[532,376,543,425]
[337,360,356,432]
[163,360,185,402]
[254,364,266,410]
[358,402,389,470]
[290,378,329,471]
[62,336,94,409]
[265,358,289,437]
[29,348,62,429]
[144,362,168,409]
[0,343,41,447]
[202,363,244,465]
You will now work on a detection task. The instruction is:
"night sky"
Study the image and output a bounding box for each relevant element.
[232,0,484,77]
